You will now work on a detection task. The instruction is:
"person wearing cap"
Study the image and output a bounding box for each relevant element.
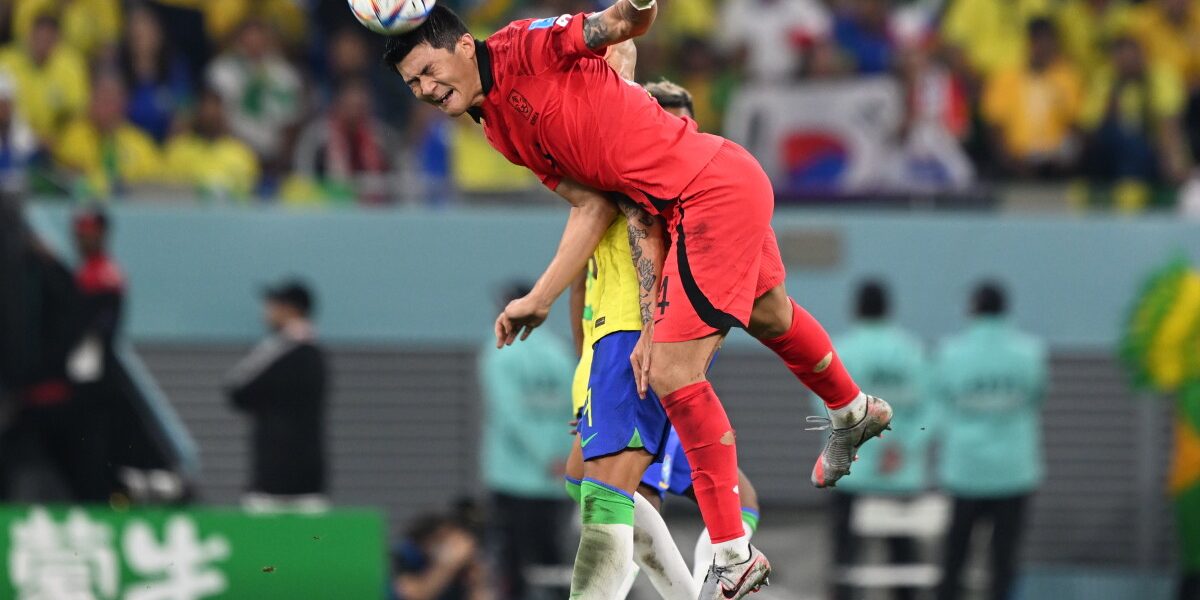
[933,281,1048,600]
[224,279,329,513]
[478,280,575,599]
[817,280,934,600]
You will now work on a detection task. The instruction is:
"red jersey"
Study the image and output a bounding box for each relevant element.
[76,254,125,295]
[470,13,724,211]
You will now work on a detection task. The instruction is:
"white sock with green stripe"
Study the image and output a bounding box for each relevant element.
[570,479,635,599]
[692,508,759,585]
[632,492,699,599]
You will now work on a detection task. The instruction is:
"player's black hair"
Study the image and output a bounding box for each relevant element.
[645,80,695,119]
[382,5,470,75]
[971,280,1008,316]
[855,279,889,320]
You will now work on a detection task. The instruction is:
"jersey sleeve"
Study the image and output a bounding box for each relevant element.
[505,13,604,74]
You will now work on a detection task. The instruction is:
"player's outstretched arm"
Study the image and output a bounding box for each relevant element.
[618,198,665,397]
[568,269,587,357]
[583,0,657,51]
[495,179,617,347]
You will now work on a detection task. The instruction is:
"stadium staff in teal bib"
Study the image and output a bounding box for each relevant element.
[815,281,935,600]
[383,3,893,598]
[933,282,1047,600]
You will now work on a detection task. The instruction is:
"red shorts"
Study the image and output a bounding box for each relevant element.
[652,140,786,343]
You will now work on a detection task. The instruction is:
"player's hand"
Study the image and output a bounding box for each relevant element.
[494,294,550,347]
[630,322,654,398]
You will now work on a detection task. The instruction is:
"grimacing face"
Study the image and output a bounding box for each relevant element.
[395,35,481,117]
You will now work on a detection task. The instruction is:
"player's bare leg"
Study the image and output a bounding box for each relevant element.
[747,283,893,487]
[566,448,696,600]
[648,335,771,599]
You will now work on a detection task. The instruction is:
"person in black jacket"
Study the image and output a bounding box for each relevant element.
[225,279,328,512]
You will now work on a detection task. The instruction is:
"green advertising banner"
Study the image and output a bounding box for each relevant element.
[0,505,386,599]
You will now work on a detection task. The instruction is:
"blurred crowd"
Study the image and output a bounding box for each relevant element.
[1,0,1198,208]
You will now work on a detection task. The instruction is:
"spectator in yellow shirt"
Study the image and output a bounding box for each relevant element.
[1078,37,1191,211]
[1055,0,1133,79]
[1128,0,1200,88]
[0,13,89,144]
[54,74,162,199]
[13,0,122,58]
[163,89,260,201]
[982,19,1084,177]
[941,0,1052,77]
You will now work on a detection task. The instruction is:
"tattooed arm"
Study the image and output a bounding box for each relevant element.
[617,197,665,326]
[618,197,665,398]
[583,0,657,51]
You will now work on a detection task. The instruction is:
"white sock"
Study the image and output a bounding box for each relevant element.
[613,562,639,599]
[829,391,867,428]
[692,521,754,585]
[570,523,634,599]
[712,534,751,566]
[631,493,699,600]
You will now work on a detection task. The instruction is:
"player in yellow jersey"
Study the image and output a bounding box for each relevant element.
[563,81,762,597]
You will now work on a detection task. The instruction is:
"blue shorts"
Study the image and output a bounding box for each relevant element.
[576,331,671,461]
[640,427,694,498]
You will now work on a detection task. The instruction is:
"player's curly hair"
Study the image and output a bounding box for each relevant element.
[382,5,470,74]
[644,80,694,119]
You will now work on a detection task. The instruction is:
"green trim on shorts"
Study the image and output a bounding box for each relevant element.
[628,428,644,449]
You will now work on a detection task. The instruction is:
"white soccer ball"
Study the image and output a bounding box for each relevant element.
[347,0,436,35]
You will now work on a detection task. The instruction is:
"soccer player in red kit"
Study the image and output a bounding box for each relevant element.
[384,4,893,598]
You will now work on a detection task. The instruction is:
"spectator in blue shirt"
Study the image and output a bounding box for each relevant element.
[834,0,897,74]
[934,281,1048,600]
[118,4,193,142]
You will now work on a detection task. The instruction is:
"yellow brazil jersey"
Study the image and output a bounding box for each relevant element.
[0,43,89,142]
[570,214,645,415]
[941,0,1052,75]
[1055,0,1133,79]
[14,0,122,58]
[982,60,1083,158]
[1128,1,1200,87]
[54,120,162,198]
[163,134,261,199]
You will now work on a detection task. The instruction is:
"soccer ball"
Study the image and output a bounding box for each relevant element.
[347,0,436,35]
